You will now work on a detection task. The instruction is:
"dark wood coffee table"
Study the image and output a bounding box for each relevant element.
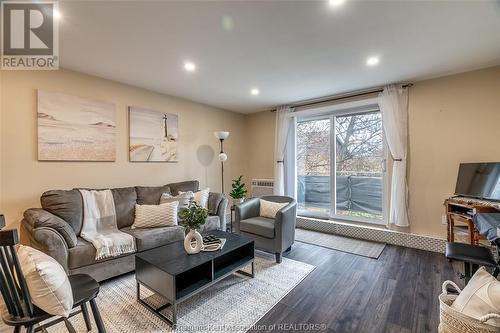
[135,230,254,326]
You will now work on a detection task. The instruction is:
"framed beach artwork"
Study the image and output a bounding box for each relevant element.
[37,90,116,161]
[128,106,178,162]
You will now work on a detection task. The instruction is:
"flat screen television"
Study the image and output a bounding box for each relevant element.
[455,162,500,201]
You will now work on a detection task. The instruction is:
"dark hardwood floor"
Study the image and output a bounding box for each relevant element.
[252,241,463,333]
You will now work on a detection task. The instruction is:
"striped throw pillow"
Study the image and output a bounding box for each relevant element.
[132,201,178,229]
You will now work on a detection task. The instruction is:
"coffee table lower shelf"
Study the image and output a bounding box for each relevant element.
[135,235,255,327]
[136,260,254,327]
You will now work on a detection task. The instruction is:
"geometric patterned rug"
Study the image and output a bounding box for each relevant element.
[45,253,315,333]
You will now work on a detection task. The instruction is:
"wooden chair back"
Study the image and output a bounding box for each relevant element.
[0,228,34,320]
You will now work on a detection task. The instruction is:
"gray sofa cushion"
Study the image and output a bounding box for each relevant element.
[168,180,199,196]
[240,216,275,239]
[41,190,83,234]
[111,187,137,228]
[23,208,78,248]
[68,237,124,269]
[199,216,221,232]
[121,226,184,252]
[135,185,171,205]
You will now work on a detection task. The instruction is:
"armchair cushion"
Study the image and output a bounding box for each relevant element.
[24,208,77,248]
[240,217,275,239]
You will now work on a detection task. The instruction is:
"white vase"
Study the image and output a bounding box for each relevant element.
[184,229,203,254]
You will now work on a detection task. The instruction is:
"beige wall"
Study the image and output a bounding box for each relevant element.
[245,66,500,239]
[244,110,276,185]
[0,69,247,226]
[408,66,500,237]
[2,66,499,237]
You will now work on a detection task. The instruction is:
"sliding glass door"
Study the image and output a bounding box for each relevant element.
[297,109,386,224]
[297,118,331,218]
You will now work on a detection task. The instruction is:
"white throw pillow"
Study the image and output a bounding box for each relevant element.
[17,245,74,317]
[180,188,210,209]
[160,191,193,210]
[451,266,500,327]
[132,201,179,229]
[260,199,288,219]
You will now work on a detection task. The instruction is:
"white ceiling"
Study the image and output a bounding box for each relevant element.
[58,1,500,113]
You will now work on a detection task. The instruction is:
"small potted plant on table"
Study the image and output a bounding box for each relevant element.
[230,175,248,207]
[178,201,208,254]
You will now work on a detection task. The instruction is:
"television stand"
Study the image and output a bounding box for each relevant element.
[444,196,500,244]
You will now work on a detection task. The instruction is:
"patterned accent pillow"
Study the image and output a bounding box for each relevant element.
[132,201,179,229]
[160,191,193,210]
[180,188,210,209]
[260,199,288,219]
[18,245,74,317]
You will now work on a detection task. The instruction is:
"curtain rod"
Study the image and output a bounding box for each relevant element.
[270,83,413,112]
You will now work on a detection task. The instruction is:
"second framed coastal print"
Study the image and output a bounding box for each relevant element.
[128,107,178,162]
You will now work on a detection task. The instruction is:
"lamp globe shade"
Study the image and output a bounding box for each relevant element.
[218,152,228,162]
[214,131,230,140]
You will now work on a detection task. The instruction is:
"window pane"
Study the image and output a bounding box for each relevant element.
[335,111,383,220]
[296,118,331,218]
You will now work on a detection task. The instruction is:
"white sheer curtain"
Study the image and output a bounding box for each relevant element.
[273,105,294,195]
[284,116,297,198]
[378,85,409,227]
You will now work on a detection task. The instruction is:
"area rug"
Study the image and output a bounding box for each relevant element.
[47,253,315,333]
[295,228,386,259]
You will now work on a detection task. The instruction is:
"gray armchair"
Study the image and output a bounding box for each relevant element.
[235,195,297,263]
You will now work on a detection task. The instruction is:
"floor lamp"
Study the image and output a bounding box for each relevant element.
[214,131,229,193]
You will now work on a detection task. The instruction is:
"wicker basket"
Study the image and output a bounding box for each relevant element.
[438,281,500,333]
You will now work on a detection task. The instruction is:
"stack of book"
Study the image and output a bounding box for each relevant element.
[201,235,226,252]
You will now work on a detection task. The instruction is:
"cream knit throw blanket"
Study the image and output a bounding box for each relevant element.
[79,189,135,260]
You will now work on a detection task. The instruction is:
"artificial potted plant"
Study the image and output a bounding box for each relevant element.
[230,175,248,206]
[178,201,208,254]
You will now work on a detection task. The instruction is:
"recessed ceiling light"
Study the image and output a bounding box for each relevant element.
[366,56,380,66]
[184,62,196,72]
[329,0,346,7]
[53,9,62,20]
[250,88,260,96]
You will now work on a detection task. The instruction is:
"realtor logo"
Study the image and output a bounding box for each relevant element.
[1,1,59,70]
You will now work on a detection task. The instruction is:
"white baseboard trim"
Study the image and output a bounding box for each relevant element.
[296,216,446,253]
